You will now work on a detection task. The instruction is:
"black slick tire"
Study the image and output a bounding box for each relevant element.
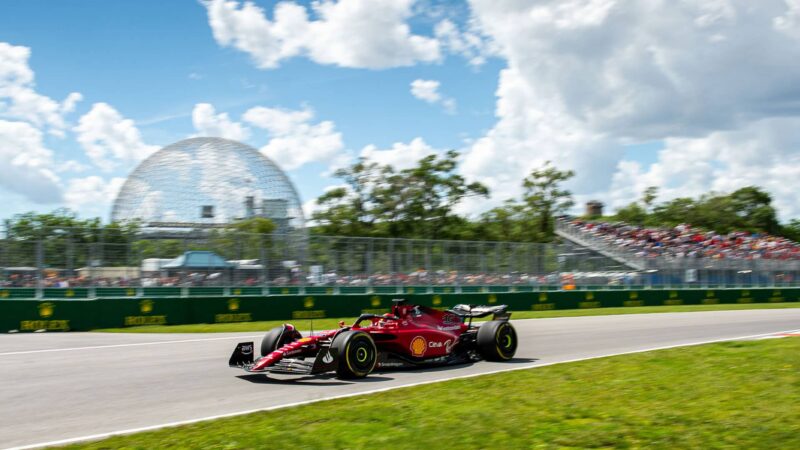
[477,320,517,361]
[261,325,300,357]
[331,330,377,379]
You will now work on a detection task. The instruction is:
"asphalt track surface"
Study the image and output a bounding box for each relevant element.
[2,309,799,449]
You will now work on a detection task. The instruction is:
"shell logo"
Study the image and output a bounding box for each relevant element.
[228,298,240,311]
[410,336,427,357]
[38,302,54,318]
[370,296,381,307]
[140,299,154,314]
[304,296,315,309]
[432,295,442,306]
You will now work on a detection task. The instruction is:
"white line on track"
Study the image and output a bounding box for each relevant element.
[0,335,261,357]
[6,327,799,450]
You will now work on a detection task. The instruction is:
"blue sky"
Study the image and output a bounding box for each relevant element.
[2,0,800,223]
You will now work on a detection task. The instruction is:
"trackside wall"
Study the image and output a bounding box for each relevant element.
[1,288,797,333]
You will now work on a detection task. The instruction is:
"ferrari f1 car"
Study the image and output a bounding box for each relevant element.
[229,299,517,379]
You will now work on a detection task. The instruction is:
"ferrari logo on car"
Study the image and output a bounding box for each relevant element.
[410,336,427,357]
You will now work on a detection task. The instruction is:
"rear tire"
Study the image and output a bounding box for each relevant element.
[331,330,377,379]
[261,325,301,357]
[477,320,517,361]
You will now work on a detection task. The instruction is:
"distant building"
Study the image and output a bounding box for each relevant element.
[111,137,304,233]
[585,200,604,217]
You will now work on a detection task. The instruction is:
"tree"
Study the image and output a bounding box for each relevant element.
[615,202,648,226]
[476,199,540,241]
[781,219,800,242]
[651,197,697,226]
[3,209,140,267]
[521,162,575,237]
[312,151,489,240]
[311,159,387,237]
[728,186,779,234]
[389,150,489,239]
[642,186,658,212]
[205,217,277,260]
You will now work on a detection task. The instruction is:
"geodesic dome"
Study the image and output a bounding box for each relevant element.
[111,137,305,231]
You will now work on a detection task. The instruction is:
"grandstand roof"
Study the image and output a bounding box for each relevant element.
[161,251,234,269]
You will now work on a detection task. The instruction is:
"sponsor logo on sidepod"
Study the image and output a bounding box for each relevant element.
[428,339,454,353]
[241,344,253,355]
[410,336,427,357]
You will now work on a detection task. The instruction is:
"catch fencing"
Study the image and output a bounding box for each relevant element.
[1,226,799,300]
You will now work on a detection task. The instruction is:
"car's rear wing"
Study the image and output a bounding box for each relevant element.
[449,304,511,321]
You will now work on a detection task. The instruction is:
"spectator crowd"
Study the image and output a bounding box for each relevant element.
[568,220,800,260]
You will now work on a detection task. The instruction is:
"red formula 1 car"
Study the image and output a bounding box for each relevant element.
[229,299,518,379]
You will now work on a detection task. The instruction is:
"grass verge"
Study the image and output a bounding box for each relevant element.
[64,337,800,449]
[94,302,800,333]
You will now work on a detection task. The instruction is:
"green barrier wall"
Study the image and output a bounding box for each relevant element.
[1,288,797,333]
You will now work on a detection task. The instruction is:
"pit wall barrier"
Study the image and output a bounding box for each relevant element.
[1,288,797,333]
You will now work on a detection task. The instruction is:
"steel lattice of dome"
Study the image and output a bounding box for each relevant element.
[111,137,305,231]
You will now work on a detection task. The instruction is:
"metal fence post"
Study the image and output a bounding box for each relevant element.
[36,238,43,299]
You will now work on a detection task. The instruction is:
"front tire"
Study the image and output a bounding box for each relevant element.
[477,320,517,361]
[261,325,301,356]
[331,330,377,379]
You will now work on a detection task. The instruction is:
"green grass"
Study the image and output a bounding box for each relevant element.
[64,337,800,449]
[93,302,800,333]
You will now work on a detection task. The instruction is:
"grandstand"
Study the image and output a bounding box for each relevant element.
[556,217,800,286]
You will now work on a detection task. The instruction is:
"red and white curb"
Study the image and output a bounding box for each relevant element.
[752,329,800,339]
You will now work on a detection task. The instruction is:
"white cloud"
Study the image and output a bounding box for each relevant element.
[192,102,250,141]
[410,79,441,103]
[360,137,439,170]
[203,0,440,69]
[458,0,800,219]
[434,18,494,66]
[0,42,82,135]
[410,79,456,113]
[774,0,800,39]
[64,176,126,219]
[74,103,159,172]
[604,117,800,220]
[243,105,345,170]
[0,119,62,203]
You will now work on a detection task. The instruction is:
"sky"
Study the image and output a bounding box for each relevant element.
[1,0,800,224]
